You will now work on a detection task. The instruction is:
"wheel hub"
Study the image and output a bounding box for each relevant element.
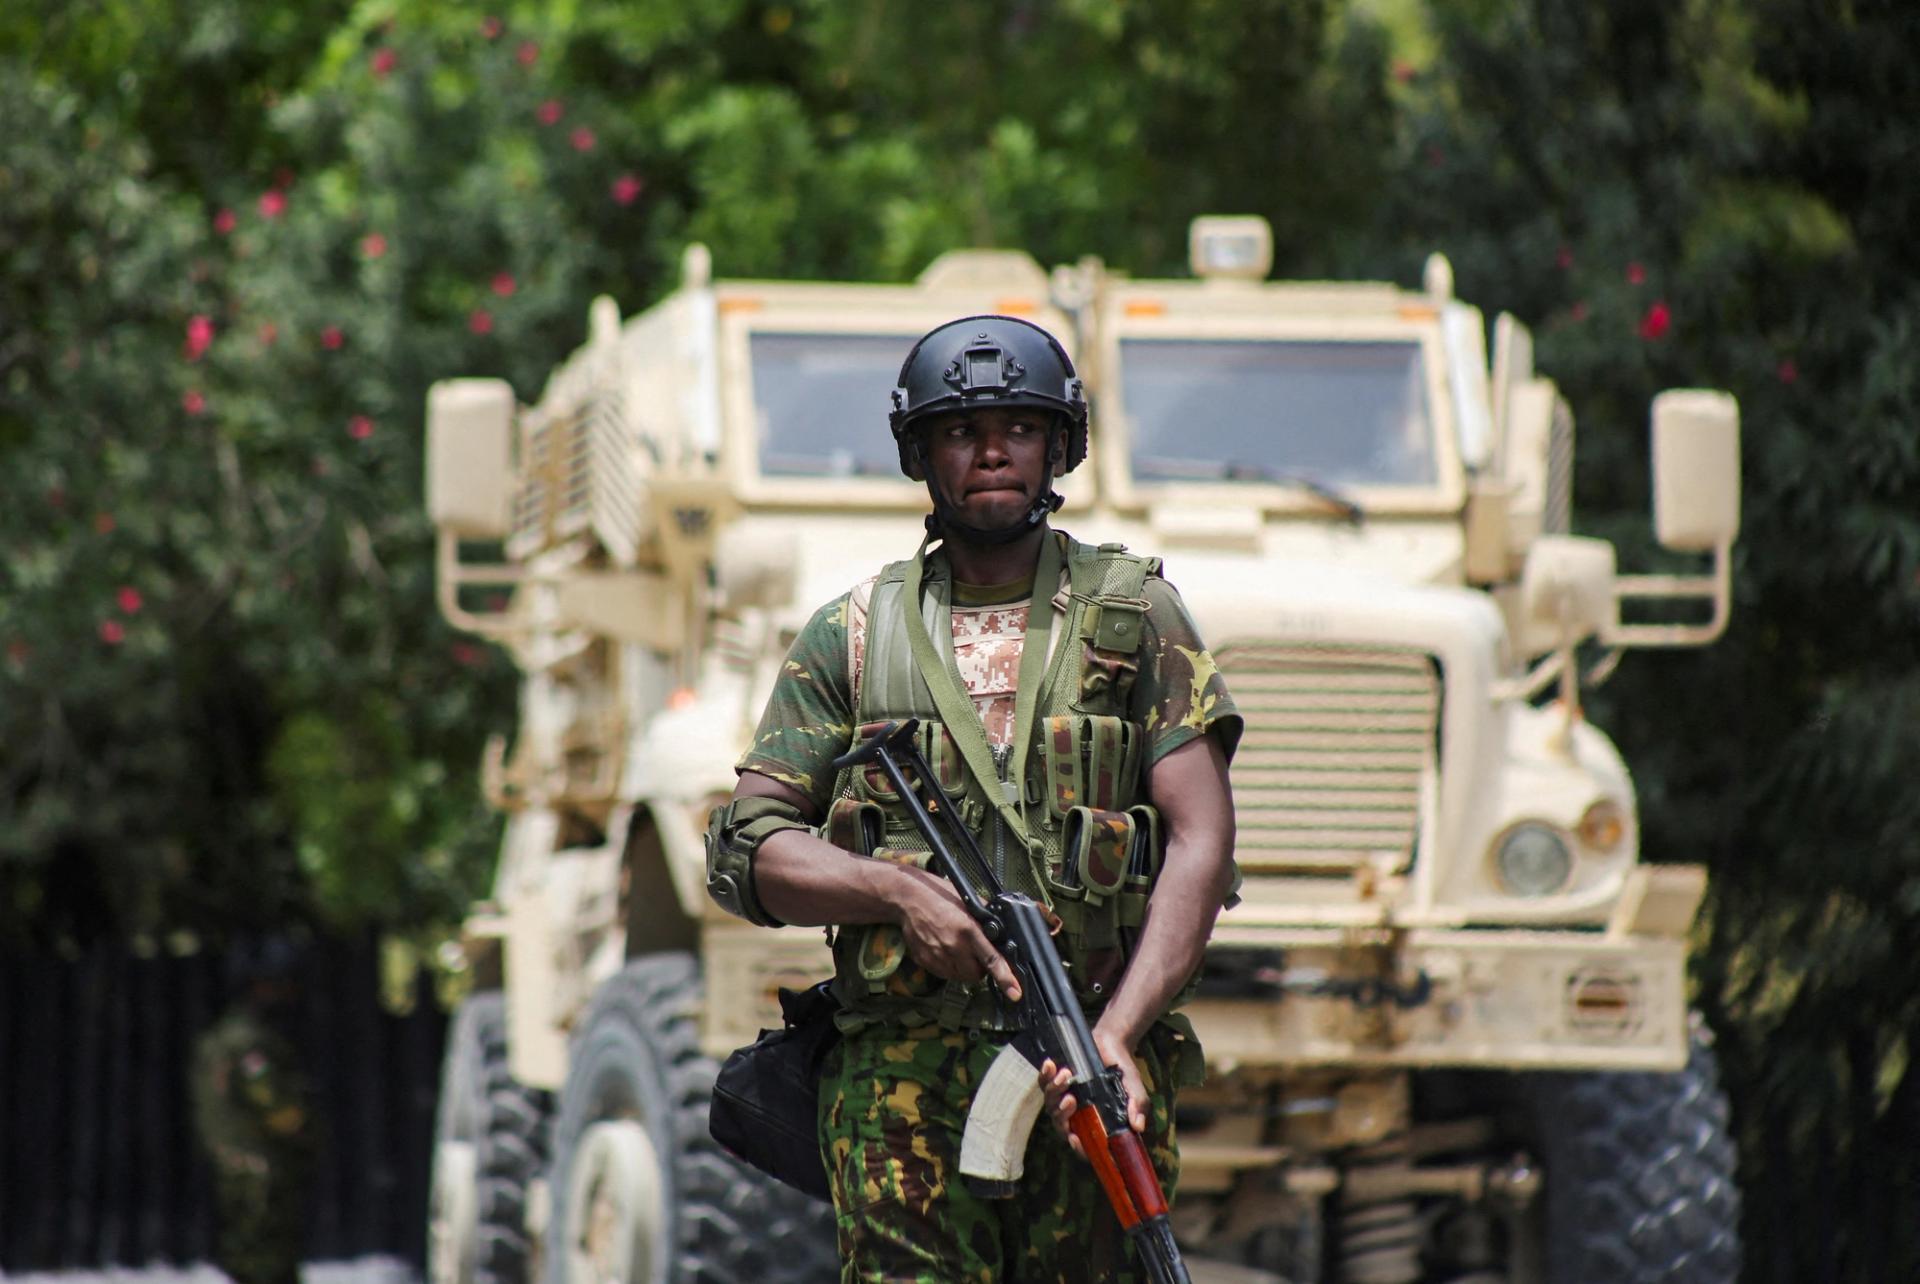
[561,1119,668,1284]
[428,1139,478,1284]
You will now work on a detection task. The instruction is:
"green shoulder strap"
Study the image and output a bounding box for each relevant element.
[898,532,1063,873]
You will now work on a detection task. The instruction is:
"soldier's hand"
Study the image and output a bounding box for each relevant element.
[1039,1024,1147,1160]
[892,869,1021,1002]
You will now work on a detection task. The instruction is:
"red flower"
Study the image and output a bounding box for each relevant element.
[94,512,116,534]
[117,586,144,614]
[1392,60,1415,84]
[491,271,517,297]
[469,309,494,335]
[1637,300,1672,340]
[99,619,126,645]
[348,415,375,440]
[259,189,287,219]
[1555,245,1574,270]
[1626,261,1647,285]
[259,322,279,347]
[184,315,215,362]
[570,126,596,152]
[516,40,538,66]
[452,642,483,667]
[537,99,564,126]
[213,208,238,236]
[361,232,388,259]
[46,486,66,510]
[182,389,207,415]
[1569,301,1589,322]
[481,16,503,39]
[1777,359,1799,385]
[275,167,295,189]
[6,641,27,666]
[371,47,397,78]
[321,325,345,350]
[611,173,644,206]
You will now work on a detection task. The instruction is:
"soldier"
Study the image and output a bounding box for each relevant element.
[707,315,1240,1281]
[191,940,318,1284]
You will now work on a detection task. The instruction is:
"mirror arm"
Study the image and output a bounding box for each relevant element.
[437,527,526,638]
[1492,649,1566,703]
[1604,539,1732,648]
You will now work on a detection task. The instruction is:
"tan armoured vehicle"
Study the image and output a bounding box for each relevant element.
[422,217,1741,1284]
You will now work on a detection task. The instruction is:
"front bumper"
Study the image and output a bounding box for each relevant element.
[1188,927,1693,1073]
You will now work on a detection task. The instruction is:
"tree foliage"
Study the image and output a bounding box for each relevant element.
[1372,3,1920,1278]
[0,0,1394,947]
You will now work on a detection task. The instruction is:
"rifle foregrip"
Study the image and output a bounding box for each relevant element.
[1069,1107,1141,1229]
[1107,1129,1169,1219]
[1072,1110,1189,1281]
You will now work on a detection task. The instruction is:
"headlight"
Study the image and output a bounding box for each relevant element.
[1494,822,1573,896]
[1577,799,1628,852]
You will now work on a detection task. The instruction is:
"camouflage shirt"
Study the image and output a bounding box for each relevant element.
[738,534,1241,810]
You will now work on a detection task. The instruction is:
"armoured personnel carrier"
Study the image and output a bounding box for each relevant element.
[423,217,1741,1284]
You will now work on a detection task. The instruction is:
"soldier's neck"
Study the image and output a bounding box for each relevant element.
[941,523,1049,590]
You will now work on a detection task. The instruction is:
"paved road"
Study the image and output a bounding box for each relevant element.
[0,1258,415,1284]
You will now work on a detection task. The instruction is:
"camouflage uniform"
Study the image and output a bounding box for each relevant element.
[819,1023,1182,1283]
[739,534,1239,1282]
[191,1005,317,1284]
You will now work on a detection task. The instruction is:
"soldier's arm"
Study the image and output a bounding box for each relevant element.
[733,770,1021,1000]
[1100,734,1235,1049]
[1048,734,1234,1136]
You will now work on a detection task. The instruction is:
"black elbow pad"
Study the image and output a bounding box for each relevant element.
[704,796,812,927]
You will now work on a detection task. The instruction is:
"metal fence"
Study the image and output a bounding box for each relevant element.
[0,936,445,1273]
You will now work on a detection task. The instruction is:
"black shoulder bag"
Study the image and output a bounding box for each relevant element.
[708,980,841,1203]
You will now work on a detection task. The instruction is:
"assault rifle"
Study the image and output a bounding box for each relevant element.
[832,719,1191,1284]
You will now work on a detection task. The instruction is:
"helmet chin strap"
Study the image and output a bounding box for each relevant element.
[914,435,1065,547]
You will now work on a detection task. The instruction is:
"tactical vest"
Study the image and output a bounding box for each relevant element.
[819,533,1165,1032]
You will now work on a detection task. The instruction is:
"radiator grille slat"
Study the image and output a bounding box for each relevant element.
[508,370,643,565]
[1219,643,1440,876]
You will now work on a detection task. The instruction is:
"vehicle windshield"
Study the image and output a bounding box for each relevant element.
[1120,338,1437,488]
[749,332,908,477]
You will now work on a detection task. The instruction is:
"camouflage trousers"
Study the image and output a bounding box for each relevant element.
[818,1022,1180,1283]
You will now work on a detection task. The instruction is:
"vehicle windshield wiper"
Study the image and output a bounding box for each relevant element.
[1137,456,1366,525]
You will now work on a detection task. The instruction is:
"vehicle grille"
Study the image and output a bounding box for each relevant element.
[1215,643,1440,875]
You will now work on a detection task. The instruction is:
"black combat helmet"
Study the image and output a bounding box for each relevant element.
[888,315,1088,543]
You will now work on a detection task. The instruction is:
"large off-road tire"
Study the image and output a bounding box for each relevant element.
[544,953,837,1284]
[1522,1025,1741,1283]
[429,992,554,1284]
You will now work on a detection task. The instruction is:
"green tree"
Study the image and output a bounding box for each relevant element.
[0,0,1393,945]
[1370,2,1920,1278]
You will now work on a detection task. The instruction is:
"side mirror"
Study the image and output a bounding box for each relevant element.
[1651,390,1740,553]
[427,378,516,538]
[1515,535,1618,657]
